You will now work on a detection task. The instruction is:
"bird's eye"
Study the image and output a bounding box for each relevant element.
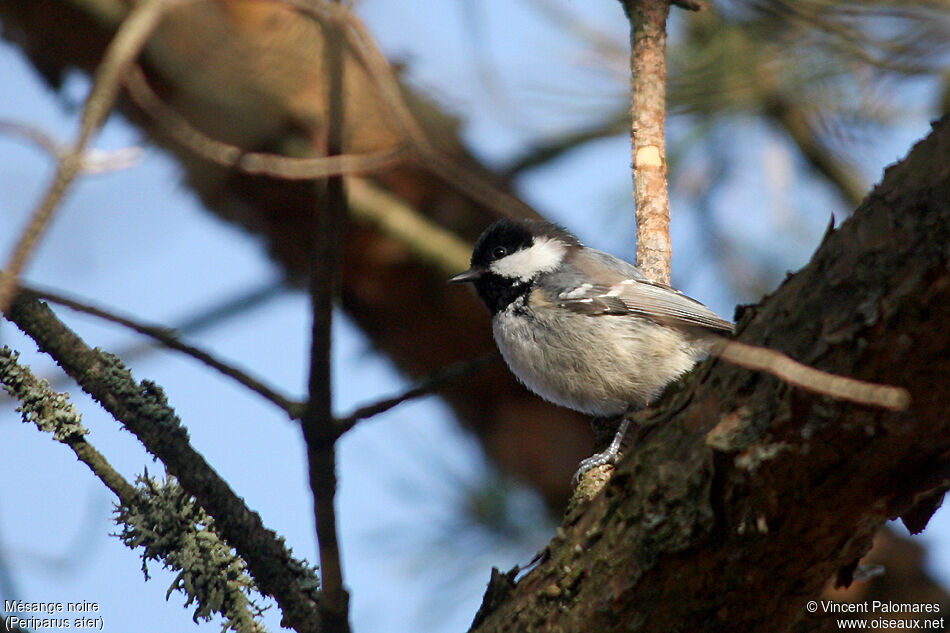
[492,246,508,260]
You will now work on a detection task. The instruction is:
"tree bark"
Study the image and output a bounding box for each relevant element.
[469,116,950,632]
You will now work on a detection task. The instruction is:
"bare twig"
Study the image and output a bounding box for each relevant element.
[25,280,288,398]
[22,285,300,417]
[619,0,673,285]
[6,293,323,633]
[707,336,910,411]
[300,1,350,631]
[124,66,409,179]
[336,354,498,433]
[0,120,143,174]
[110,280,288,363]
[0,0,192,314]
[276,0,536,218]
[124,63,472,276]
[122,0,532,225]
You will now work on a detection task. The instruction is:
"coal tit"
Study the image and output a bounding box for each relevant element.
[450,218,733,475]
[450,218,732,415]
[451,218,910,478]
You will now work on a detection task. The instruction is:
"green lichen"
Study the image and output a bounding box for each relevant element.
[0,346,89,441]
[115,475,268,633]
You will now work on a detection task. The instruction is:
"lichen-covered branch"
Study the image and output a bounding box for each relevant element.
[0,346,136,503]
[116,476,269,633]
[0,347,268,633]
[5,295,323,633]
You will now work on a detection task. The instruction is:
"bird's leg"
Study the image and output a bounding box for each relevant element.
[572,414,632,487]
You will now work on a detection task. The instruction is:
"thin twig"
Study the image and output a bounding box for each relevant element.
[276,0,536,218]
[130,0,532,227]
[124,63,472,276]
[336,354,498,433]
[6,292,323,633]
[707,336,910,411]
[0,120,144,174]
[0,0,192,314]
[301,0,350,630]
[21,285,300,417]
[28,280,288,396]
[0,347,139,504]
[620,0,673,285]
[124,65,410,179]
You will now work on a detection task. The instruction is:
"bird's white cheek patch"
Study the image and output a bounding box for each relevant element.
[490,238,566,281]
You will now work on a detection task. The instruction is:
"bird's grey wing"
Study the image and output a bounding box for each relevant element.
[607,279,734,332]
[555,248,734,332]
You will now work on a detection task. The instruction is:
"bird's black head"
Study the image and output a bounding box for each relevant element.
[449,218,577,314]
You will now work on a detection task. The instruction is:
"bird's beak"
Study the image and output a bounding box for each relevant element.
[448,268,483,284]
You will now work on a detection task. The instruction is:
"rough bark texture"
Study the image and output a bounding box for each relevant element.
[469,118,950,632]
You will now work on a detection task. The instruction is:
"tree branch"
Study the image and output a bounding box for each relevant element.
[124,65,410,179]
[5,294,323,633]
[335,353,498,433]
[0,346,138,504]
[24,285,299,416]
[300,1,350,631]
[620,0,673,285]
[0,119,143,173]
[125,61,474,276]
[0,348,269,632]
